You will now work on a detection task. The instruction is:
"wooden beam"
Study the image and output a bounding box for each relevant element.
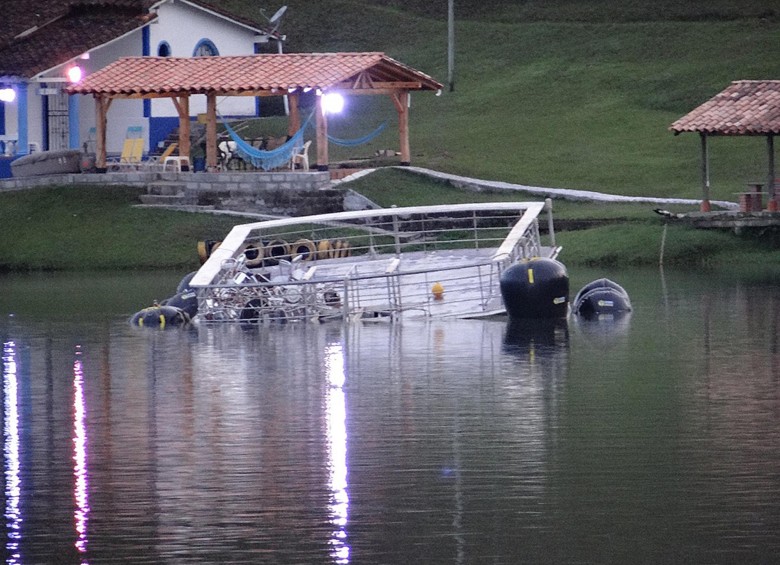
[768,134,777,210]
[353,71,374,90]
[94,95,111,171]
[288,91,301,138]
[700,132,711,212]
[332,81,423,91]
[206,93,218,170]
[172,95,191,169]
[204,89,285,98]
[393,91,411,165]
[92,89,296,100]
[315,94,328,170]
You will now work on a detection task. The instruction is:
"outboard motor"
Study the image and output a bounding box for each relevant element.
[176,271,198,294]
[129,270,199,328]
[572,278,631,319]
[499,258,569,319]
[163,289,199,319]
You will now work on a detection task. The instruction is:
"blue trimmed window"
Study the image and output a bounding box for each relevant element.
[157,41,171,57]
[193,39,218,57]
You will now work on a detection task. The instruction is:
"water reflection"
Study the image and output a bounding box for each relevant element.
[1,269,779,563]
[570,311,632,348]
[72,346,90,559]
[503,318,570,357]
[3,341,21,565]
[324,341,349,563]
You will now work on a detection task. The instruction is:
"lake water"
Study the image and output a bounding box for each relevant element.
[1,267,778,564]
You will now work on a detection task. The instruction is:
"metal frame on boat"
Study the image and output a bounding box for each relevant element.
[189,201,560,323]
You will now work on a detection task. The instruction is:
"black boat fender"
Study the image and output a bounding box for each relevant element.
[499,257,569,319]
[572,278,631,318]
[129,305,190,328]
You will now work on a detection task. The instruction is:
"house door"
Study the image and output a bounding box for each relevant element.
[46,90,69,151]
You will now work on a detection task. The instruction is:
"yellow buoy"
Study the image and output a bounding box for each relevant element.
[432,281,444,300]
[317,239,332,259]
[197,240,221,265]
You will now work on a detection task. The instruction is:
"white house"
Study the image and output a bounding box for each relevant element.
[0,0,283,175]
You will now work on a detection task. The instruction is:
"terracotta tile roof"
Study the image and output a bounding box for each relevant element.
[0,2,155,79]
[0,1,151,45]
[0,1,277,80]
[67,52,443,96]
[670,80,780,136]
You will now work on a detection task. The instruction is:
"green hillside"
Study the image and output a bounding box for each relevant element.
[212,0,780,201]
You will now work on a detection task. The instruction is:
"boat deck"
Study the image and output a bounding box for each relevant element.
[274,247,507,320]
[192,202,558,323]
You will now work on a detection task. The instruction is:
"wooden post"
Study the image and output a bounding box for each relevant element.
[447,0,455,92]
[392,91,411,165]
[206,93,218,170]
[172,95,191,170]
[315,94,328,171]
[288,92,301,138]
[768,134,777,211]
[700,132,711,212]
[94,95,111,172]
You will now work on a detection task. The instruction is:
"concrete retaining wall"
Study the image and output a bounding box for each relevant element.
[0,170,344,215]
[0,170,330,190]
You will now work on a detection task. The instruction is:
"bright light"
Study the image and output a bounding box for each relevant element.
[0,88,15,103]
[322,92,345,115]
[67,66,83,83]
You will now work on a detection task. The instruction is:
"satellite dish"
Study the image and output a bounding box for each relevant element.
[268,5,287,26]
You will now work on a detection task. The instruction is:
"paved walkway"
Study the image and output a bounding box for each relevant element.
[333,166,739,210]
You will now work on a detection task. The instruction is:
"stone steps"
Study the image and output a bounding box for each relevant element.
[140,180,195,205]
[146,181,186,196]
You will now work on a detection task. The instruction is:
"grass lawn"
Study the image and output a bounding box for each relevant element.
[0,178,776,273]
[212,0,780,203]
[345,168,780,269]
[0,186,238,272]
[2,2,778,274]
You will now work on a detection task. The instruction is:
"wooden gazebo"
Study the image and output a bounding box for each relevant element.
[670,80,780,212]
[67,52,443,172]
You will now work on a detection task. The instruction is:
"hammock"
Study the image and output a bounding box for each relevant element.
[323,121,388,147]
[220,113,386,169]
[220,112,314,171]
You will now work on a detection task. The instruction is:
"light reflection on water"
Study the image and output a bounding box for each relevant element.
[2,341,20,565]
[324,343,349,564]
[0,268,778,563]
[72,347,89,559]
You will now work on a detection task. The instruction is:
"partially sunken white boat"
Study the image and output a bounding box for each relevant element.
[187,201,561,324]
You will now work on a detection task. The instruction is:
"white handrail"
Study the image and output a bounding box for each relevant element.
[191,202,545,288]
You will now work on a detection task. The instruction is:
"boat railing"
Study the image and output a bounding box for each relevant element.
[191,201,554,322]
[198,254,510,322]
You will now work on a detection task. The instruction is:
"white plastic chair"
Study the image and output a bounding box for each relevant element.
[290,140,311,171]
